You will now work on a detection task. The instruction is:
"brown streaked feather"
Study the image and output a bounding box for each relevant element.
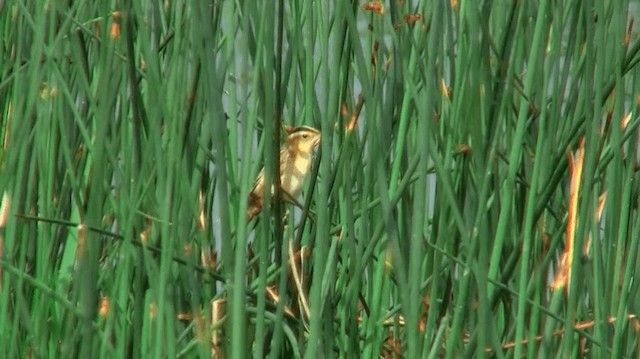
[246,126,320,222]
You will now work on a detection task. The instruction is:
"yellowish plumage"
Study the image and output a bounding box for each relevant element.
[247,126,321,221]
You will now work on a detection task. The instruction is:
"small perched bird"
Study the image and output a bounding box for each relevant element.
[247,126,321,222]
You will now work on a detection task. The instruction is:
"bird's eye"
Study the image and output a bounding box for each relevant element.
[302,134,309,139]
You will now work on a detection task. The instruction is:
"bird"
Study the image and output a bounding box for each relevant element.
[246,126,321,222]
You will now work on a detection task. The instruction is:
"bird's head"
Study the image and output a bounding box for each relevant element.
[286,126,321,155]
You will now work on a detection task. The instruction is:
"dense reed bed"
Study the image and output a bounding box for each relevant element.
[1,1,640,357]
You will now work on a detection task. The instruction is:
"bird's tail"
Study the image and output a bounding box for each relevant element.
[246,192,263,222]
